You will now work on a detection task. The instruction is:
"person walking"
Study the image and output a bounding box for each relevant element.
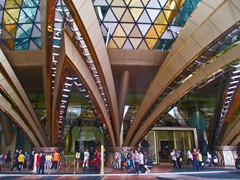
[5,150,11,170]
[10,150,19,171]
[207,152,212,167]
[186,149,193,166]
[192,148,199,171]
[82,149,90,168]
[178,150,184,168]
[120,149,126,170]
[198,149,204,169]
[139,150,144,173]
[17,151,24,172]
[24,151,28,169]
[94,149,100,171]
[0,152,3,172]
[129,149,134,169]
[28,150,35,170]
[171,149,177,168]
[134,149,140,175]
[36,152,41,173]
[143,152,150,174]
[38,152,45,174]
[175,149,181,169]
[213,155,219,168]
[45,153,52,174]
[52,151,60,169]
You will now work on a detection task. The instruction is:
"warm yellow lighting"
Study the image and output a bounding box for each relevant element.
[48,25,53,32]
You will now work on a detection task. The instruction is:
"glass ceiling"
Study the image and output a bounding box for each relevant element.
[93,0,200,50]
[0,0,41,50]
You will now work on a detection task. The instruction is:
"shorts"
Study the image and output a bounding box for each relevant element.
[46,161,51,166]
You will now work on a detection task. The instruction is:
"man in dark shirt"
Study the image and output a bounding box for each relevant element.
[10,149,20,171]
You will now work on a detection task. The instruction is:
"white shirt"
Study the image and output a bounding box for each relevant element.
[187,150,193,159]
[84,151,89,159]
[139,153,144,165]
[171,151,176,161]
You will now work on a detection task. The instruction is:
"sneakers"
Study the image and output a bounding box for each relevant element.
[148,170,150,173]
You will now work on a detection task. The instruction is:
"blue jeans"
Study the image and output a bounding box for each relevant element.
[135,162,139,174]
[193,159,199,171]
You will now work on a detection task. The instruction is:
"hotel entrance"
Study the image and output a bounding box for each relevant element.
[146,127,198,164]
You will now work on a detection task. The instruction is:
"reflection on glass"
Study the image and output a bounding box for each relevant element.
[145,38,158,49]
[1,0,42,50]
[93,0,200,50]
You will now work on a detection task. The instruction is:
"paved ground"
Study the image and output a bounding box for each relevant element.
[0,163,239,179]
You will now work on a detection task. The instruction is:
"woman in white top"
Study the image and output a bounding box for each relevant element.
[45,154,52,174]
[171,149,177,168]
[82,149,90,168]
[139,151,144,173]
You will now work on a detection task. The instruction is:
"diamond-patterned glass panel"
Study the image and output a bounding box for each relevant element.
[93,0,200,50]
[0,0,41,50]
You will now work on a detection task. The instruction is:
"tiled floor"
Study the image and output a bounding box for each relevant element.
[0,163,238,180]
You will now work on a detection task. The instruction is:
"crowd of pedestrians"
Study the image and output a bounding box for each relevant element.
[0,150,35,172]
[112,149,151,175]
[0,147,222,175]
[170,148,220,171]
[0,149,62,174]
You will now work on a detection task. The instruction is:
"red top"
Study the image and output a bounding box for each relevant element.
[94,151,100,162]
[192,152,198,160]
[36,154,41,166]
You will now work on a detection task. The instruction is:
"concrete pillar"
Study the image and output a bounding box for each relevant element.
[117,71,130,146]
[118,71,130,120]
[187,131,192,150]
[0,112,14,146]
[173,131,177,149]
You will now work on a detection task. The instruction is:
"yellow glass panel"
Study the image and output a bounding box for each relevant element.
[154,12,167,24]
[107,39,118,49]
[112,7,125,21]
[129,25,142,37]
[113,37,126,48]
[145,38,158,49]
[113,24,126,36]
[146,25,158,38]
[164,10,177,23]
[129,8,143,21]
[154,25,167,37]
[138,39,148,50]
[175,0,185,8]
[4,24,17,37]
[5,0,22,8]
[165,0,177,10]
[129,0,143,7]
[5,39,14,50]
[141,0,150,6]
[4,9,20,24]
[121,23,134,35]
[129,38,142,49]
[6,9,20,23]
[121,9,134,22]
[111,0,125,7]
